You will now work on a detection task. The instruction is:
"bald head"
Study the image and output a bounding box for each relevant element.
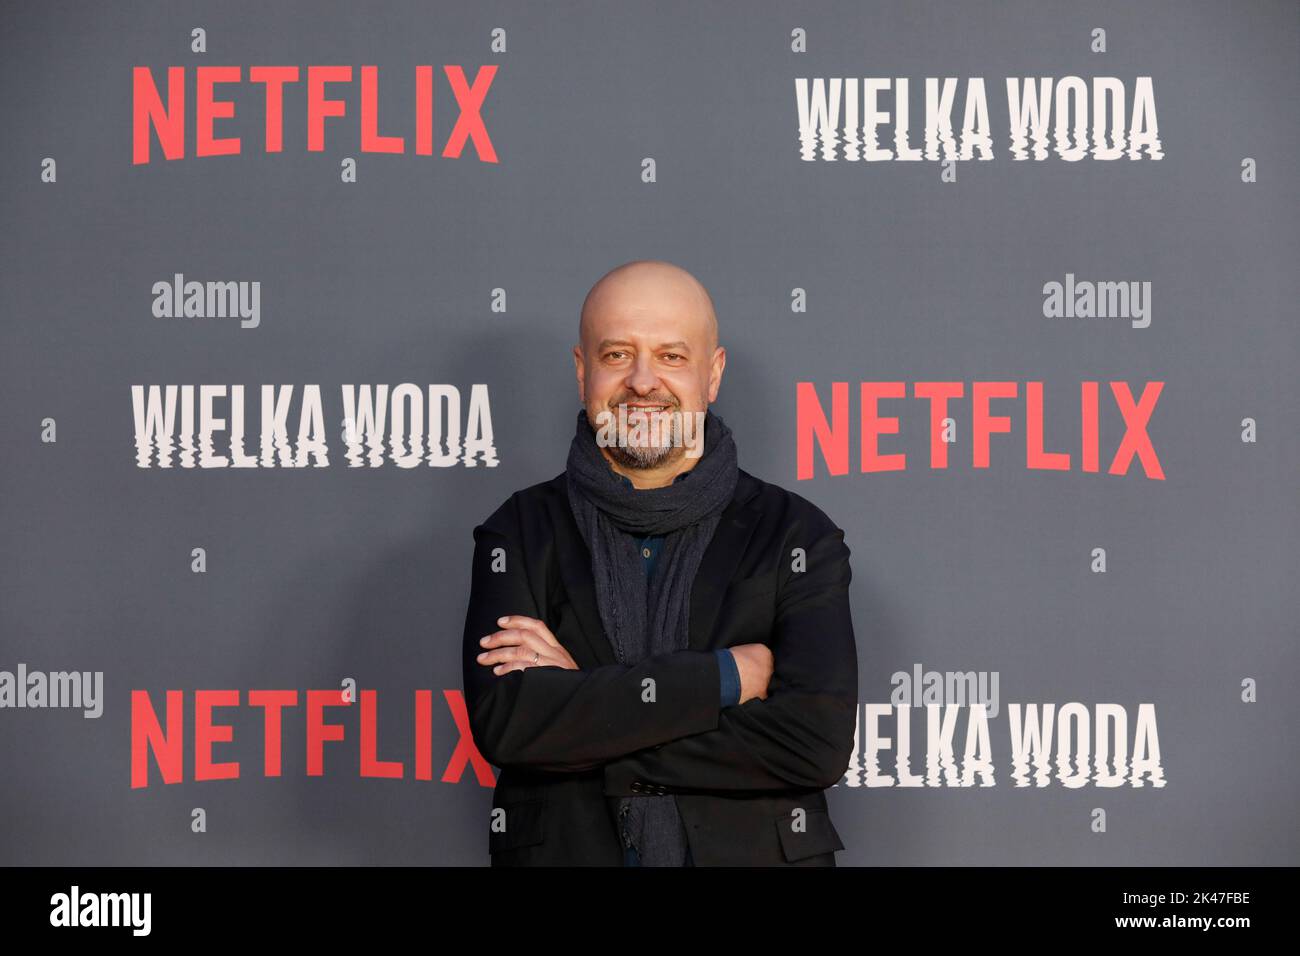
[572,259,727,484]
[579,259,718,354]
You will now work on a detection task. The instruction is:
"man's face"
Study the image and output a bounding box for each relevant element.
[573,270,724,471]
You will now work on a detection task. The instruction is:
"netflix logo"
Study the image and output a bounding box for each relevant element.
[131,64,499,164]
[129,688,497,789]
[796,380,1166,480]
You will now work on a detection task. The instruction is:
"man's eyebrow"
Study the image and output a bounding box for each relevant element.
[596,339,691,352]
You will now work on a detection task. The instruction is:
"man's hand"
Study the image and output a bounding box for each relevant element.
[727,643,774,703]
[477,615,579,675]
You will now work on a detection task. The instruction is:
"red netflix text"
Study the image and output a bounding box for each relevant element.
[796,380,1165,480]
[131,65,499,164]
[129,689,496,788]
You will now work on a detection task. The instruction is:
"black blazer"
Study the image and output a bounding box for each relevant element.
[461,467,859,866]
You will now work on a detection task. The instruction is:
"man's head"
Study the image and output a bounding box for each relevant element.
[573,260,725,480]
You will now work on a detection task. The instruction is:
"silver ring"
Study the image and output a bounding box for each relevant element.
[533,651,540,665]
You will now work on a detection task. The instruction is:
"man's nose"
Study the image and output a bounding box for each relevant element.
[623,355,662,395]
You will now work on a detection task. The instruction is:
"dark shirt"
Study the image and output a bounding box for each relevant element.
[614,470,741,708]
[616,468,740,868]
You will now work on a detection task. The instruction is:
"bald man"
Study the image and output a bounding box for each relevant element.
[462,259,858,866]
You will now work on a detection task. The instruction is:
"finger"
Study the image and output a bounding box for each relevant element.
[478,643,551,667]
[476,647,519,666]
[480,628,546,652]
[493,657,548,676]
[496,616,559,647]
[505,628,549,656]
[478,643,543,666]
[496,615,561,647]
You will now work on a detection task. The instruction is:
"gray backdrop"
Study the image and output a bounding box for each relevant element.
[2,0,1296,865]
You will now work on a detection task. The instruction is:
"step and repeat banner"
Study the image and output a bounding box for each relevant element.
[2,0,1296,870]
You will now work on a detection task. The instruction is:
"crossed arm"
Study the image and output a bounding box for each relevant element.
[602,525,858,793]
[461,498,726,772]
[461,495,859,790]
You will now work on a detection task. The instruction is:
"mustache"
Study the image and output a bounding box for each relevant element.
[609,396,678,408]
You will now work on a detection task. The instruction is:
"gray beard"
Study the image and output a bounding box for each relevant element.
[605,440,679,470]
[602,409,685,470]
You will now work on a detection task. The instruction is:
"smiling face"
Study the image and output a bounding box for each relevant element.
[573,260,725,484]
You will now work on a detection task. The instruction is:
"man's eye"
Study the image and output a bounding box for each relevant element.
[664,354,683,361]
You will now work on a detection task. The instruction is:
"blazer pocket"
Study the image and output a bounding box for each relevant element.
[773,808,845,863]
[489,798,547,853]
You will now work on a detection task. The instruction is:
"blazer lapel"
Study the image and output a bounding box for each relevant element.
[552,487,619,667]
[687,474,760,652]
[552,470,761,666]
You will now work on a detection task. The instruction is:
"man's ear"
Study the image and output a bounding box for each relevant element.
[573,345,586,403]
[707,346,726,402]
